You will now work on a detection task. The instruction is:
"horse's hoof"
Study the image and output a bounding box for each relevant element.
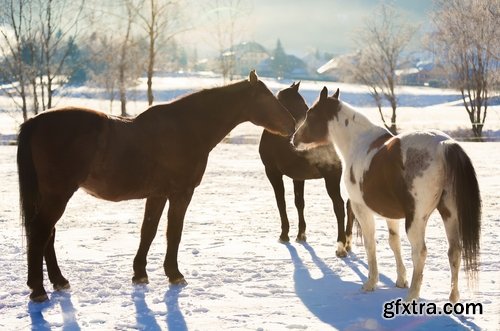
[169,277,188,286]
[336,249,348,258]
[395,279,408,288]
[132,276,149,285]
[53,281,70,291]
[361,282,376,292]
[345,235,353,252]
[279,235,290,243]
[295,234,307,242]
[449,291,460,304]
[405,295,419,303]
[30,291,49,303]
[336,242,348,258]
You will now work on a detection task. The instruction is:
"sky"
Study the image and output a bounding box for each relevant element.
[187,0,434,57]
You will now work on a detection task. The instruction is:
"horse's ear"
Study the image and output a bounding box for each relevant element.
[249,70,258,86]
[320,86,328,100]
[333,88,340,99]
[293,81,301,91]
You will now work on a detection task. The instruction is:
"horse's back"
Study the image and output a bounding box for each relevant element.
[20,107,109,191]
[398,130,451,152]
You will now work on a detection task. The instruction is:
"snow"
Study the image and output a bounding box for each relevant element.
[0,75,499,330]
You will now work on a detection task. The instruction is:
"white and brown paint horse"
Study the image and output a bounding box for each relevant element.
[292,87,481,302]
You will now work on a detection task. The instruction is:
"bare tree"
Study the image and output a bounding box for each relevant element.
[342,4,417,133]
[0,0,84,120]
[86,33,119,113]
[35,0,84,110]
[118,1,137,116]
[83,0,144,116]
[133,0,187,106]
[202,0,252,82]
[430,0,499,139]
[0,0,32,121]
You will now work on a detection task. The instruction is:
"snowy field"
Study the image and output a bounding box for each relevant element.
[0,75,499,330]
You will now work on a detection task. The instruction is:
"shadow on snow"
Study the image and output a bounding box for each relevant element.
[285,242,480,330]
[26,243,481,330]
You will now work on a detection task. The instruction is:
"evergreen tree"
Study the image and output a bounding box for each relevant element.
[272,39,287,78]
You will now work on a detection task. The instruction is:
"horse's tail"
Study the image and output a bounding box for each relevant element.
[444,142,481,280]
[17,119,39,239]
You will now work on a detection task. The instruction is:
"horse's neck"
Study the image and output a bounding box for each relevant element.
[289,109,306,123]
[332,102,390,159]
[170,86,249,151]
[199,89,250,150]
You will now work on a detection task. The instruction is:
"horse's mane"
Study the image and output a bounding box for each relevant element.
[198,79,252,96]
[138,79,252,118]
[340,100,384,132]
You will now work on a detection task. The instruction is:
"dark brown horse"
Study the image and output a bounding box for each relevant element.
[17,71,296,302]
[259,82,354,257]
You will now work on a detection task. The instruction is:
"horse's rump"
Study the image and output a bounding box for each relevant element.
[18,108,108,233]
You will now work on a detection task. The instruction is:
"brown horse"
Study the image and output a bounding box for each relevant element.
[259,82,354,257]
[17,71,296,302]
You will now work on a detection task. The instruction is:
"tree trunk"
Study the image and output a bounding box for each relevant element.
[119,70,127,116]
[119,8,133,117]
[147,38,155,106]
[388,95,398,135]
[31,79,39,116]
[39,75,46,111]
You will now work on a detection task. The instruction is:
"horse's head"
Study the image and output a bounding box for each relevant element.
[245,70,296,137]
[292,86,341,150]
[277,82,308,124]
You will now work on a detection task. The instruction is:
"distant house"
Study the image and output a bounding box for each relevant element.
[257,54,309,79]
[316,51,360,81]
[220,41,270,76]
[396,60,448,87]
[318,52,448,87]
[215,40,311,79]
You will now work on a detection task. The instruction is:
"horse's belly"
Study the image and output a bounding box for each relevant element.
[80,177,149,202]
[364,192,406,219]
[281,162,322,180]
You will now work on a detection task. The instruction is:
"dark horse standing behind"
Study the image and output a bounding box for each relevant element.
[17,71,296,302]
[259,82,354,257]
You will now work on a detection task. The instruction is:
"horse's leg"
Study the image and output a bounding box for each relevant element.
[133,196,168,284]
[163,189,194,284]
[345,199,355,252]
[385,219,408,288]
[324,175,347,257]
[265,167,290,242]
[438,193,461,303]
[293,179,306,242]
[405,213,429,302]
[44,228,70,291]
[351,202,378,291]
[27,192,72,302]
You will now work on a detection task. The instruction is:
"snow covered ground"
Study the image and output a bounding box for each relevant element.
[0,75,499,330]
